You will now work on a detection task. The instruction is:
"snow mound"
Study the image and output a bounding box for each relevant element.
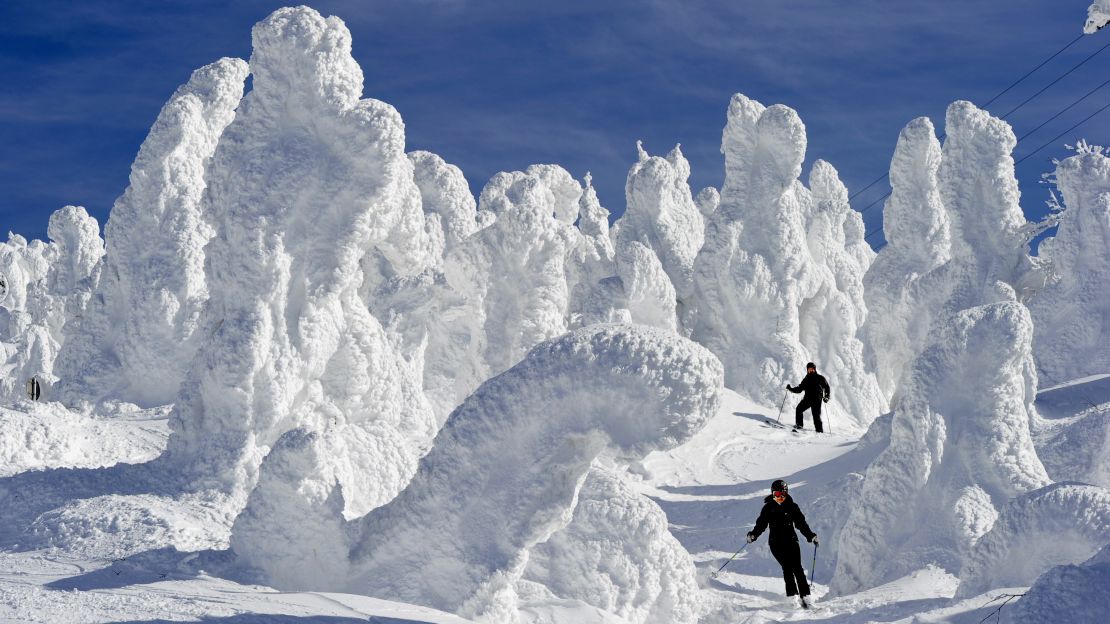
[835,301,1050,594]
[1012,542,1110,622]
[521,464,702,624]
[1030,148,1110,383]
[0,403,166,478]
[957,483,1110,598]
[336,324,722,622]
[54,58,248,408]
[688,94,883,429]
[1086,0,1110,33]
[162,6,437,495]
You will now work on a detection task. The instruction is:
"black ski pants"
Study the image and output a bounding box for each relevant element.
[769,539,810,597]
[796,397,823,432]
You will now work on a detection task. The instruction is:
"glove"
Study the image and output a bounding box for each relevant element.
[822,396,829,403]
[786,384,793,390]
[746,532,756,543]
[811,535,820,546]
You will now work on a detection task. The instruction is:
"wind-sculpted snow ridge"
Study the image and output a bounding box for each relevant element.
[612,142,704,307]
[1012,542,1110,622]
[688,94,883,429]
[834,301,1050,594]
[54,58,248,409]
[1030,148,1110,383]
[1087,0,1110,33]
[348,325,721,622]
[520,464,703,624]
[957,483,1110,598]
[163,7,437,501]
[0,208,103,402]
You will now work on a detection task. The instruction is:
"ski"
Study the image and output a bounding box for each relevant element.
[763,418,788,430]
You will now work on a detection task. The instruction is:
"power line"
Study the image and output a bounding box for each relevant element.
[998,40,1110,120]
[861,189,892,215]
[848,172,888,201]
[1016,98,1110,164]
[1017,76,1110,141]
[982,34,1085,108]
[849,35,1090,208]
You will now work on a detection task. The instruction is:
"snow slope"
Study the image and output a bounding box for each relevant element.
[3,4,1110,624]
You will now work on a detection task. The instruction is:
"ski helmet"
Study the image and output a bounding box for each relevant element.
[805,362,816,370]
[771,479,788,494]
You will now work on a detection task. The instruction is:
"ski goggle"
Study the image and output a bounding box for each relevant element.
[772,491,786,500]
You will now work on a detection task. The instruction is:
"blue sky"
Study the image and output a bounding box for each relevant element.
[2,0,1108,247]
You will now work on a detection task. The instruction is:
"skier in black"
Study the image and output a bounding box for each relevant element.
[746,479,818,609]
[787,362,830,433]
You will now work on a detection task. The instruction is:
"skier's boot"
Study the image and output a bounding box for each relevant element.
[799,596,810,609]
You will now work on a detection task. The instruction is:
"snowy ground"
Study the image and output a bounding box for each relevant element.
[0,389,1058,622]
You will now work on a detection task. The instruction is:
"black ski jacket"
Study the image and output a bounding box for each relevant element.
[750,494,816,545]
[789,372,830,403]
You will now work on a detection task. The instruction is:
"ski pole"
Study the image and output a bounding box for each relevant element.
[710,542,749,579]
[776,391,788,424]
[811,543,818,586]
